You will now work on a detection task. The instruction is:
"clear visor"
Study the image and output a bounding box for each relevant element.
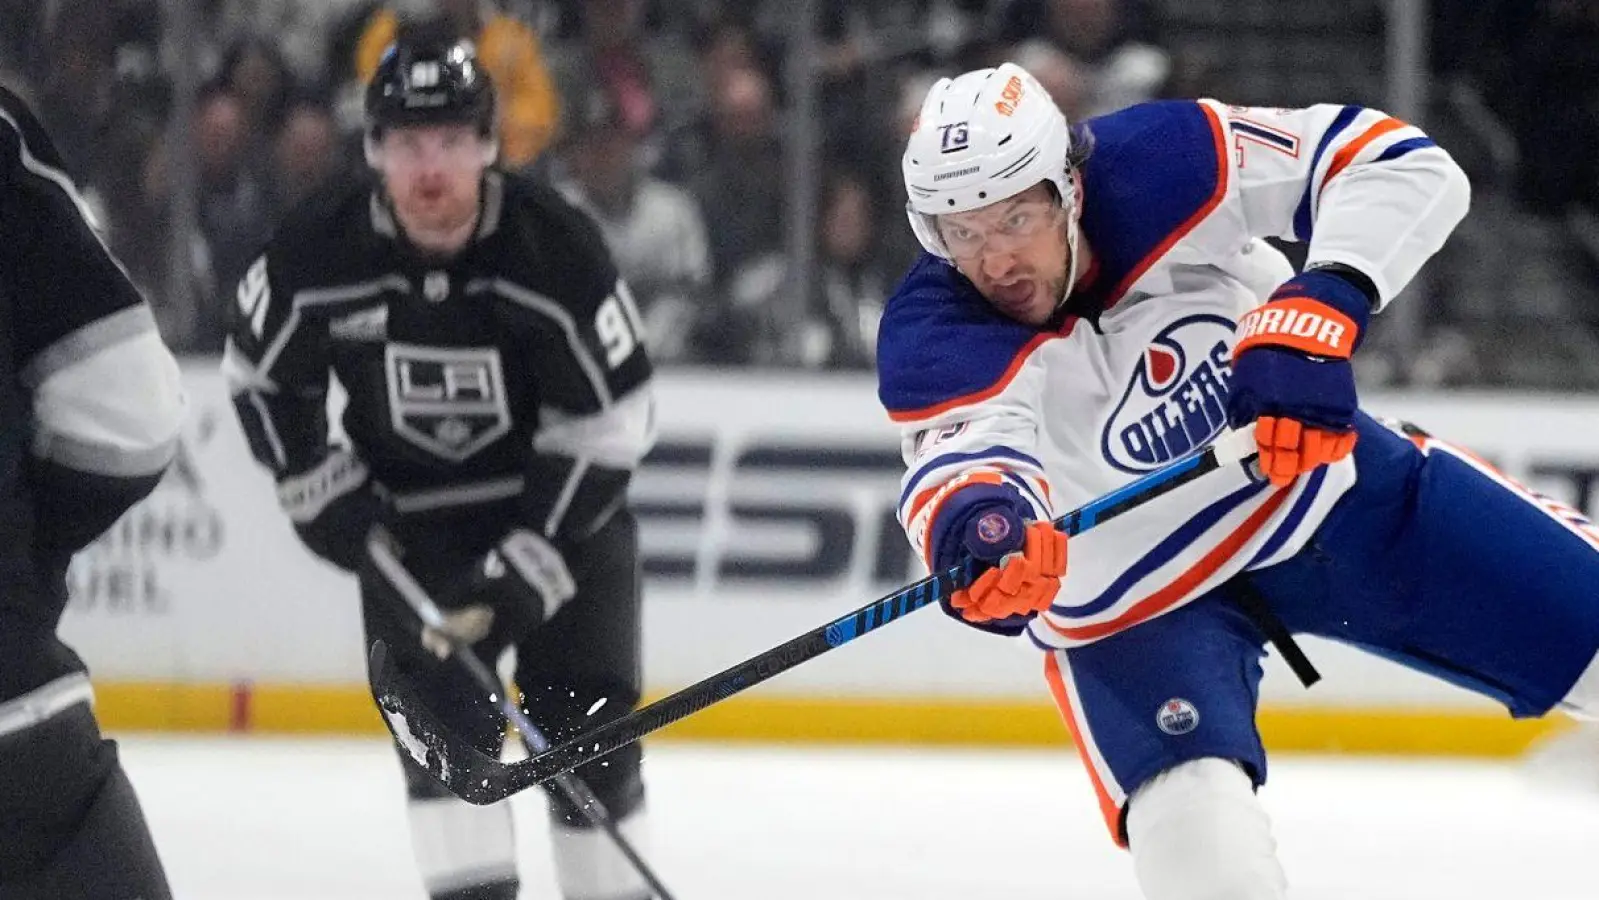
[934,195,1068,262]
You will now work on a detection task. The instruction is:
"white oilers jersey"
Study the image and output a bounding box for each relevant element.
[877,99,1469,650]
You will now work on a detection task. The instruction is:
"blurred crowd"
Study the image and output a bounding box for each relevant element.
[1,0,1596,385]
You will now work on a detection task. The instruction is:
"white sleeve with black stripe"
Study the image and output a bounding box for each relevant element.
[1,86,185,554]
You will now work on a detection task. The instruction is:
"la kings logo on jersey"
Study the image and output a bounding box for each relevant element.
[385,344,510,461]
[1101,314,1235,474]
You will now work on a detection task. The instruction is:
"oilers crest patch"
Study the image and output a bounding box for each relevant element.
[1101,314,1235,474]
[1156,698,1200,735]
[974,511,1013,546]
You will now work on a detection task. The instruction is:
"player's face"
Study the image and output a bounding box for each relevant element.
[377,123,487,239]
[938,182,1070,326]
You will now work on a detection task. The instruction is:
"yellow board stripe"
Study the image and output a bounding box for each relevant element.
[90,682,1574,757]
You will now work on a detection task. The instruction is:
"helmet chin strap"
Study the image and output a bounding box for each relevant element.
[1054,173,1085,311]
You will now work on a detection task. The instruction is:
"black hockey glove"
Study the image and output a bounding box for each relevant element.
[419,529,578,657]
[278,449,390,572]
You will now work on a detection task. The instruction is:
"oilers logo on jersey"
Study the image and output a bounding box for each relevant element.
[1101,314,1235,474]
[1156,697,1200,735]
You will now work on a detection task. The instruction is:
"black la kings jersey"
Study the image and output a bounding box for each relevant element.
[0,86,181,607]
[222,171,655,569]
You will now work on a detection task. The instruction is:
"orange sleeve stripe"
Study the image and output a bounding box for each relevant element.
[904,482,945,529]
[887,333,1056,423]
[1045,652,1127,847]
[1106,102,1231,307]
[905,465,1052,534]
[1044,487,1291,643]
[1318,116,1408,196]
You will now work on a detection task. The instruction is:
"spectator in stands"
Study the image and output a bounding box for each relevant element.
[873,68,943,274]
[30,0,118,181]
[693,17,775,98]
[555,85,715,364]
[725,169,892,369]
[216,36,295,142]
[214,0,376,87]
[95,122,173,302]
[145,86,273,352]
[272,98,346,214]
[356,0,560,169]
[1011,40,1091,122]
[683,64,787,298]
[997,0,1168,116]
[547,0,703,162]
[88,56,173,300]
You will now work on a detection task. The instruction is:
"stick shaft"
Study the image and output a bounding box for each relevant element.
[500,426,1253,795]
[368,532,678,900]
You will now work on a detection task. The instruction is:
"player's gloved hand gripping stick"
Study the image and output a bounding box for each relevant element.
[1228,268,1372,486]
[369,426,1262,807]
[367,528,679,900]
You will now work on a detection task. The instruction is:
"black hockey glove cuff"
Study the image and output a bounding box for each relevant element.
[277,450,388,572]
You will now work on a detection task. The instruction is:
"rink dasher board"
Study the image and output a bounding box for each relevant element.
[58,361,1599,754]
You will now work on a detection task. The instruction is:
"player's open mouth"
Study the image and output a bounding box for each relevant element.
[991,280,1035,313]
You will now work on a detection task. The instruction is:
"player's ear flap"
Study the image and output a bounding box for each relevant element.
[363,135,383,169]
[480,137,499,167]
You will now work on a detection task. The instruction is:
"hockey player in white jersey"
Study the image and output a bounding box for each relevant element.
[879,63,1599,899]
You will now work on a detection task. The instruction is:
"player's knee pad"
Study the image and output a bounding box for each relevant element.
[551,806,652,900]
[0,676,171,897]
[1125,757,1287,900]
[1559,650,1599,721]
[406,794,518,900]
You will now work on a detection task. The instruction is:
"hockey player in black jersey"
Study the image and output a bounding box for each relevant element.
[0,86,185,898]
[222,40,658,900]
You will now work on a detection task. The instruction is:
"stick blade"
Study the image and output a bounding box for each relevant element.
[367,639,511,806]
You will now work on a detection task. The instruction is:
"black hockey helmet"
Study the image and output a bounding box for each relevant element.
[364,36,496,139]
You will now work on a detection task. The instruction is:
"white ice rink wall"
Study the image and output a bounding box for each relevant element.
[60,362,1599,754]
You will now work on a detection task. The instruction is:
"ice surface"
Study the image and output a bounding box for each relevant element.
[119,736,1599,900]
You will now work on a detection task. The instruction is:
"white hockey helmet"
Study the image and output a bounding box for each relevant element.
[902,62,1075,259]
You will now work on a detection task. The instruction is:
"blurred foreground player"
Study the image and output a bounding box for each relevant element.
[222,40,658,900]
[0,85,185,897]
[880,63,1599,899]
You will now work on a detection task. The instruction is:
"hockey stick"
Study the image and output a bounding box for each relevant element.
[371,425,1260,807]
[366,529,679,900]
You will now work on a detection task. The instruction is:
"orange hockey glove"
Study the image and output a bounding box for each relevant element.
[949,520,1068,623]
[1253,416,1358,488]
[1228,268,1374,488]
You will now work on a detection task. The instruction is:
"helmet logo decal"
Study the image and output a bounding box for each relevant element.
[934,165,980,182]
[410,61,442,89]
[994,75,1025,117]
[939,122,970,153]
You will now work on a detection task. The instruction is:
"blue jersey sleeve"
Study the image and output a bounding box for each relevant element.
[1077,100,1230,306]
[876,254,1051,422]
